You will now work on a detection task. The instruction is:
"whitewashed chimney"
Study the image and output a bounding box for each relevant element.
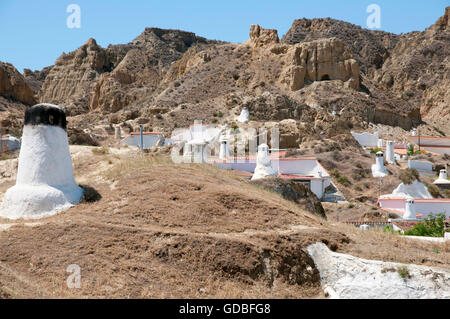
[386,141,395,164]
[403,199,416,220]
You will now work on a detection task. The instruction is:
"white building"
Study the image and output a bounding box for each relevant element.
[378,197,450,219]
[120,132,167,149]
[407,135,450,156]
[211,156,331,199]
[351,131,379,148]
[0,135,21,152]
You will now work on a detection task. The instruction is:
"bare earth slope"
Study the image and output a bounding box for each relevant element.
[0,148,447,298]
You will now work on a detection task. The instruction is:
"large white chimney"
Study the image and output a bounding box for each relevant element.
[403,199,417,220]
[434,169,450,185]
[385,141,395,164]
[219,138,229,160]
[372,151,387,177]
[251,144,277,181]
[0,104,83,219]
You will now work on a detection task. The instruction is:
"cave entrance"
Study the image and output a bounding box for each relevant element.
[321,74,330,81]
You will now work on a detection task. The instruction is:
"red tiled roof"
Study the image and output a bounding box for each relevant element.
[378,207,423,218]
[392,221,418,231]
[278,174,319,180]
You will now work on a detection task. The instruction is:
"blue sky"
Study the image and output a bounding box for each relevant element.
[0,0,448,72]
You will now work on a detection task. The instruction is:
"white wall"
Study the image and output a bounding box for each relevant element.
[379,198,450,219]
[121,135,162,149]
[415,201,450,219]
[408,160,433,171]
[351,131,379,148]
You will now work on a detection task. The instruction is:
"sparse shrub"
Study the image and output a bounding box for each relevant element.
[426,183,441,198]
[92,147,110,155]
[352,168,369,181]
[370,147,382,154]
[399,168,419,185]
[79,184,102,203]
[354,185,362,191]
[332,150,343,161]
[348,203,355,209]
[337,175,351,187]
[397,266,411,279]
[364,182,370,189]
[330,169,341,178]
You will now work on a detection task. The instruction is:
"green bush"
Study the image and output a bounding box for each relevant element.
[370,147,383,154]
[403,213,446,237]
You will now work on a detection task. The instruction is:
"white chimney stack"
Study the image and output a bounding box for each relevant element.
[219,139,229,160]
[386,141,395,164]
[372,151,387,177]
[377,139,384,148]
[434,169,450,185]
[403,199,416,220]
[0,104,83,219]
[251,144,277,181]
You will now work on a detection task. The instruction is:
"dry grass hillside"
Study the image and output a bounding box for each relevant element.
[0,146,447,298]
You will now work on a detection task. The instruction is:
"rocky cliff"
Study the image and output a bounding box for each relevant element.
[0,6,448,143]
[0,62,36,105]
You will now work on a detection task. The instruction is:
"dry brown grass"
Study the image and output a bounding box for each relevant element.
[0,148,447,299]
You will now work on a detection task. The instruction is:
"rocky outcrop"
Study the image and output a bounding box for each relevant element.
[251,177,326,218]
[280,38,360,90]
[282,18,399,74]
[249,25,279,47]
[431,6,450,30]
[23,66,53,94]
[0,62,37,105]
[373,6,450,134]
[39,38,114,115]
[88,28,212,113]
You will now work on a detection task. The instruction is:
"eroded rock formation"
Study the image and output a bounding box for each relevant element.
[0,62,36,105]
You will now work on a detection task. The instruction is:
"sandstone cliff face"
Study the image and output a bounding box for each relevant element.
[4,10,448,142]
[0,62,36,105]
[373,6,450,134]
[280,38,360,91]
[249,24,279,47]
[39,38,114,115]
[88,28,212,113]
[23,66,53,95]
[282,18,399,74]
